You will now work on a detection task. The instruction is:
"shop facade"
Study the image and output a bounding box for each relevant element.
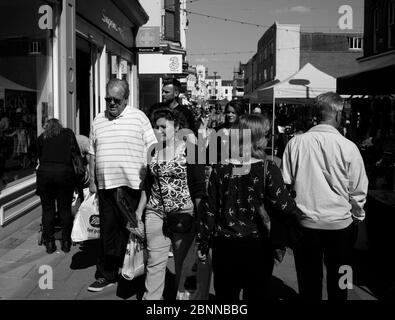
[0,0,148,231]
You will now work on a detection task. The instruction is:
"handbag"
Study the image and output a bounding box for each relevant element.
[70,136,87,187]
[121,233,146,280]
[154,153,194,235]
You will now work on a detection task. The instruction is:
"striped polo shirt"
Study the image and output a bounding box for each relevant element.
[89,105,157,190]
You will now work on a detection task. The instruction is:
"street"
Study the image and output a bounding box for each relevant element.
[0,214,377,300]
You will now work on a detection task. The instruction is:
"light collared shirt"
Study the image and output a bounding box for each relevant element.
[281,124,368,230]
[89,105,157,190]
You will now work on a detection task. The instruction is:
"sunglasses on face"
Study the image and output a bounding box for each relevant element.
[105,97,123,105]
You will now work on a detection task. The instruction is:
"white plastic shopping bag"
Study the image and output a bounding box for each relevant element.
[71,193,100,242]
[121,233,146,280]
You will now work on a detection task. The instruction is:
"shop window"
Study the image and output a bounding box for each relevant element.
[388,0,395,48]
[373,8,379,53]
[0,0,53,188]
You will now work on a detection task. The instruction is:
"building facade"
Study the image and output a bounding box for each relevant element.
[138,0,188,114]
[243,22,363,103]
[0,0,148,233]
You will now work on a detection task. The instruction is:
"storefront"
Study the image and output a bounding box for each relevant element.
[0,0,148,230]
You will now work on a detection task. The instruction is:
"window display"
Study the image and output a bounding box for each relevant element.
[0,0,53,189]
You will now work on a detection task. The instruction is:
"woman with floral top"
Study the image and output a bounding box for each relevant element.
[142,108,206,300]
[197,114,304,300]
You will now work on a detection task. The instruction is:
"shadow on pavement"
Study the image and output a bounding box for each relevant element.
[351,248,393,300]
[266,275,299,300]
[117,274,146,300]
[70,239,100,270]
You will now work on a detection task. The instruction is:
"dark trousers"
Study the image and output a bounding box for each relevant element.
[293,223,358,300]
[37,165,75,242]
[95,187,141,282]
[212,237,274,301]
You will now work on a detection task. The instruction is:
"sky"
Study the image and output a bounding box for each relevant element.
[186,0,364,80]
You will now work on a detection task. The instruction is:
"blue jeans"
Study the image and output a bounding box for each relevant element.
[143,206,195,300]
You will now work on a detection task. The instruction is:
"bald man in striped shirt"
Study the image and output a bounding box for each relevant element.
[87,79,157,292]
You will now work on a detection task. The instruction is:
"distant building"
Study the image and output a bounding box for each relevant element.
[138,0,189,113]
[244,22,363,103]
[232,62,245,100]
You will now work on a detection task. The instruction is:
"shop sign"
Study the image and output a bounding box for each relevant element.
[138,54,182,74]
[76,0,134,47]
[136,27,160,48]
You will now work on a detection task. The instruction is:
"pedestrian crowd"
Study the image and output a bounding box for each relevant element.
[36,78,368,301]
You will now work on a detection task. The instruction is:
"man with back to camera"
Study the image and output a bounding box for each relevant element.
[281,92,368,300]
[87,78,157,292]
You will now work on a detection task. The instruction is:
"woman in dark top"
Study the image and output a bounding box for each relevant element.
[197,114,304,300]
[36,119,80,254]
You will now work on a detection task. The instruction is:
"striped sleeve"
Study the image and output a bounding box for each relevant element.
[140,111,157,150]
[88,123,96,156]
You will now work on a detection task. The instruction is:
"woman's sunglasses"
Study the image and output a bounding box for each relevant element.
[105,97,123,105]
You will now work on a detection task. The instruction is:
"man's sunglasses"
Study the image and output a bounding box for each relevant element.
[105,97,123,105]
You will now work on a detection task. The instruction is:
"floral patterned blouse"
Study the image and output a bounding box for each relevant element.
[146,143,194,214]
[197,160,300,253]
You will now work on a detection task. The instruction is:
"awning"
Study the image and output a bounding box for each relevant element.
[337,63,395,95]
[0,75,36,92]
[256,63,336,104]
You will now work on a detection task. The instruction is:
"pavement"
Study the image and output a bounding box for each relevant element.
[0,214,378,300]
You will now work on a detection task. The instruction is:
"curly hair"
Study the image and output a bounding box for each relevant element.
[150,107,179,128]
[43,118,63,139]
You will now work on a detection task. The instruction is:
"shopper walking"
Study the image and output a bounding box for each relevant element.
[281,92,369,300]
[197,114,304,300]
[142,107,206,300]
[36,118,80,254]
[87,79,157,292]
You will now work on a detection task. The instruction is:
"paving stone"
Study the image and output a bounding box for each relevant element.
[0,261,36,279]
[26,280,87,300]
[0,249,31,262]
[0,277,37,300]
[0,238,25,249]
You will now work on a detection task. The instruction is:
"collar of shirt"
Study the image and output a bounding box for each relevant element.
[308,124,340,135]
[106,105,131,121]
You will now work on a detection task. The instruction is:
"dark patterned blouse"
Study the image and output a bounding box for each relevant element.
[197,160,300,253]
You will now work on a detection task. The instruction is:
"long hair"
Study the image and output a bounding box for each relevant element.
[43,118,63,139]
[231,114,271,160]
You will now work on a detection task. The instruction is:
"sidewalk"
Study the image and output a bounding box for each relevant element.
[0,214,377,300]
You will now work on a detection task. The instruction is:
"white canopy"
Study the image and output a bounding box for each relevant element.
[256,63,336,104]
[0,74,36,92]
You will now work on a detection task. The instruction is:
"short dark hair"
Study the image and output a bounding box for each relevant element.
[106,78,130,99]
[163,78,181,89]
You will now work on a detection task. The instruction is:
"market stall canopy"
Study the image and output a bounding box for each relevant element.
[337,63,395,95]
[256,63,337,104]
[218,98,229,106]
[0,75,36,92]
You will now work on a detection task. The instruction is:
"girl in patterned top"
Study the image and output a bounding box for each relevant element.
[142,108,206,300]
[197,114,304,300]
